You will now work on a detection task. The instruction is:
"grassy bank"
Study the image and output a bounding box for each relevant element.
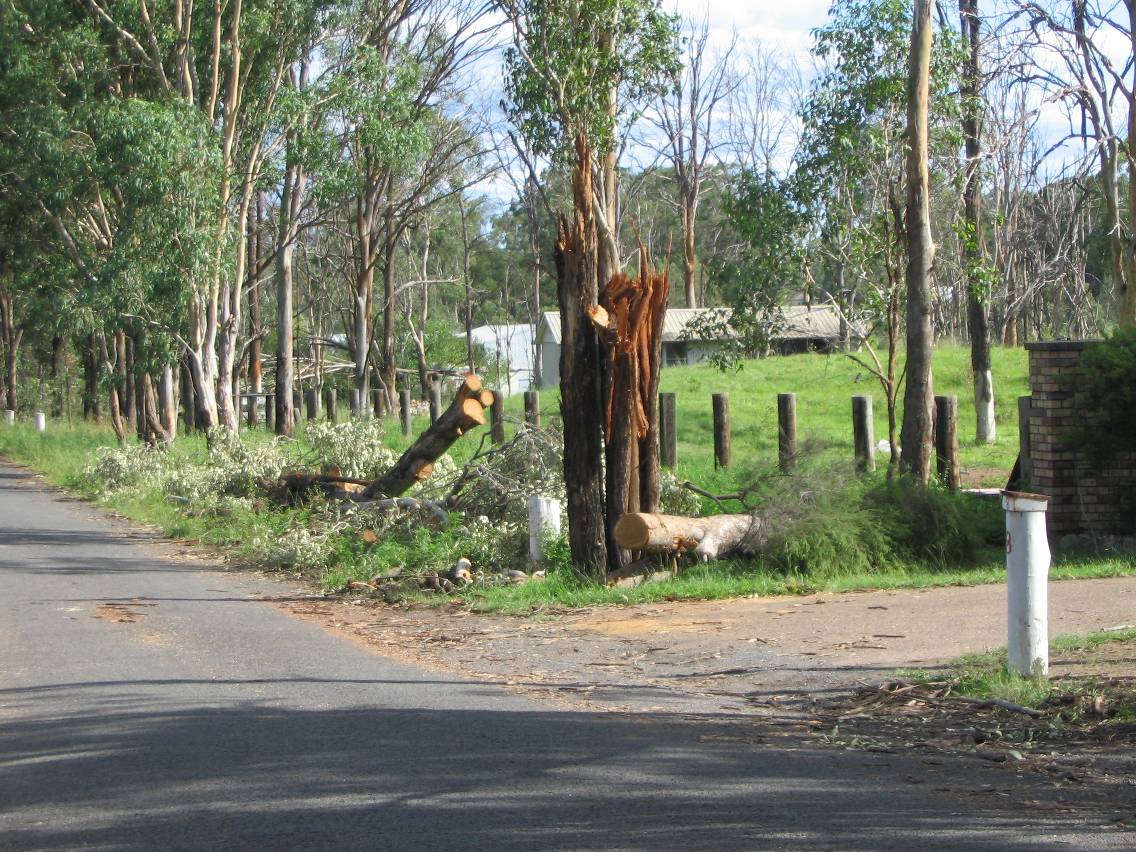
[3,344,1132,613]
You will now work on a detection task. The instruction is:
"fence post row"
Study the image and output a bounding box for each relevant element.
[659,392,677,468]
[777,392,797,473]
[490,391,505,444]
[523,390,540,428]
[712,393,730,469]
[852,395,875,474]
[1017,395,1033,488]
[934,394,960,491]
[400,389,412,436]
[429,382,442,423]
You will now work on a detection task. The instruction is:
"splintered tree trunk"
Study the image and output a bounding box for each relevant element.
[899,0,936,484]
[556,133,609,575]
[361,375,494,499]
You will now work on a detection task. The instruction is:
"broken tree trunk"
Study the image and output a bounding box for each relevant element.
[614,512,760,562]
[360,374,493,499]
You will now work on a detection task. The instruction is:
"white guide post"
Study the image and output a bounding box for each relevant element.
[1002,491,1050,677]
[34,412,46,433]
[527,496,562,562]
[3,409,13,425]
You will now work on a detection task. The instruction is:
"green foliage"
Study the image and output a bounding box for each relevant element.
[692,172,808,367]
[503,0,680,161]
[755,468,1002,578]
[303,420,400,479]
[1069,328,1136,465]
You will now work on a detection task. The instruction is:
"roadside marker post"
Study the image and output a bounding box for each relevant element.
[527,496,561,563]
[1002,490,1051,678]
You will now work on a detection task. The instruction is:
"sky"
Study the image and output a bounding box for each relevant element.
[670,0,832,56]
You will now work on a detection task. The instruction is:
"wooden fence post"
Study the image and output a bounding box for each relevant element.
[246,393,258,428]
[712,393,730,469]
[400,389,412,436]
[935,394,960,490]
[305,387,319,421]
[524,390,540,427]
[373,390,386,419]
[325,387,338,423]
[1017,395,1032,487]
[491,391,505,443]
[350,388,361,419]
[429,382,442,423]
[659,392,677,467]
[777,392,797,473]
[852,395,875,473]
[265,393,275,432]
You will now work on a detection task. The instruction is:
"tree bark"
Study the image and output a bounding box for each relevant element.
[246,192,264,427]
[557,133,609,575]
[50,336,65,417]
[899,0,936,484]
[83,334,100,421]
[275,150,304,437]
[0,288,21,412]
[960,0,995,444]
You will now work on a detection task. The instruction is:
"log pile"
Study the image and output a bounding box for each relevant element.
[263,374,494,504]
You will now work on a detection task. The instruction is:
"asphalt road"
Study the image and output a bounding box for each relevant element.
[0,459,1131,850]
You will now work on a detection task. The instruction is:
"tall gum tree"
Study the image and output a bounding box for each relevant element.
[899,0,936,483]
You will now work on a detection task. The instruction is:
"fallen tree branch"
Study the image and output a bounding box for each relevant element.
[361,374,493,499]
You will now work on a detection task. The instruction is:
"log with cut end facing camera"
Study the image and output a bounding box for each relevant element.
[361,375,493,499]
[613,512,759,562]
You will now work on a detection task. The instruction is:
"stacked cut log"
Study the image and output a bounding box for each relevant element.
[588,245,670,565]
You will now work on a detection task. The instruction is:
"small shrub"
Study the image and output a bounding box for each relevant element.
[81,444,169,495]
[1069,327,1136,466]
[305,420,398,478]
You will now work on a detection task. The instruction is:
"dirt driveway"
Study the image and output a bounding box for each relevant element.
[280,575,1136,715]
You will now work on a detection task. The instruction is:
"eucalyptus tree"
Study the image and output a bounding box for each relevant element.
[648,16,738,308]
[899,0,936,484]
[958,0,995,444]
[331,0,491,410]
[61,0,333,430]
[1012,0,1136,326]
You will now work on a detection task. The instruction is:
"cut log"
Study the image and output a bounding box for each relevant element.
[614,512,760,562]
[361,374,491,499]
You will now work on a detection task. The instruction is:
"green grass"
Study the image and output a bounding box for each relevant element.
[2,344,1131,614]
[454,556,1136,614]
[509,342,1029,493]
[899,626,1136,711]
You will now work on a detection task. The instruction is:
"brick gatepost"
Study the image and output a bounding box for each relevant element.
[1023,340,1136,538]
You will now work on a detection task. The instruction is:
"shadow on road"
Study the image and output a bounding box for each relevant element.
[0,682,1123,850]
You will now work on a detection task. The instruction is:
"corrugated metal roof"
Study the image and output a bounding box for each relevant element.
[538,305,847,344]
